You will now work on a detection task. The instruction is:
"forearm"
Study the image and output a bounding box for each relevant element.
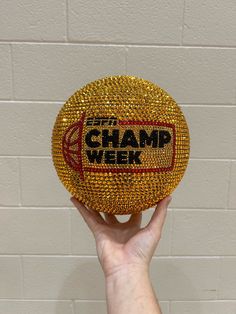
[105,267,162,314]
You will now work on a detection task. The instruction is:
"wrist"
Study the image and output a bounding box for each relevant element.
[105,264,154,310]
[105,263,149,283]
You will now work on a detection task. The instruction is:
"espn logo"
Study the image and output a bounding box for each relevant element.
[62,113,175,180]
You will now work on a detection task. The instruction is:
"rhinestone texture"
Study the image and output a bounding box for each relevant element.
[51,75,190,214]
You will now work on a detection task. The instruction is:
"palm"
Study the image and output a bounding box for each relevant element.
[95,222,156,276]
[71,196,171,277]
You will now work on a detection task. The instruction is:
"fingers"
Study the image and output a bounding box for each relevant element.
[128,212,142,227]
[70,197,106,234]
[145,195,172,237]
[104,213,119,224]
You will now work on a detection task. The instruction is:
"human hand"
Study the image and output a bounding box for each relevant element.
[70,196,171,278]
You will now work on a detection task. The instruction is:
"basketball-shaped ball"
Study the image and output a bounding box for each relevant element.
[52,75,190,214]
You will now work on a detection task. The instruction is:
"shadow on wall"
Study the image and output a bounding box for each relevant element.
[55,257,105,314]
[54,257,202,314]
[152,260,200,314]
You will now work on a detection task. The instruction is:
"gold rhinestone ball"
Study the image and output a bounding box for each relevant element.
[51,75,190,214]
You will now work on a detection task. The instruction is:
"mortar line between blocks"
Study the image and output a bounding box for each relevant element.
[17,157,22,206]
[19,255,25,299]
[226,161,233,209]
[0,99,235,106]
[2,40,236,49]
[71,299,76,314]
[181,0,186,46]
[169,300,236,303]
[1,156,235,162]
[0,206,234,211]
[124,46,128,74]
[1,254,229,258]
[0,100,64,104]
[65,0,69,42]
[9,44,15,100]
[216,255,224,300]
[216,256,221,300]
[0,297,105,301]
[0,298,78,302]
[69,208,73,255]
[169,300,172,314]
[180,104,236,107]
[169,208,174,256]
[166,300,170,314]
[1,298,236,302]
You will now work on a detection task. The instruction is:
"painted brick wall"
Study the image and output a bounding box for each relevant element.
[0,1,236,313]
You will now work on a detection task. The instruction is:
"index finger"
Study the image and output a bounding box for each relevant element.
[70,197,106,234]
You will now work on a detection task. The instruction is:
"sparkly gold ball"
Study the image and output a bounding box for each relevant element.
[51,75,190,214]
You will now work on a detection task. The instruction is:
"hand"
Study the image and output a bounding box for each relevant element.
[70,196,171,278]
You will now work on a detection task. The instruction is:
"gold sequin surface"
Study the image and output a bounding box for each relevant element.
[51,75,190,214]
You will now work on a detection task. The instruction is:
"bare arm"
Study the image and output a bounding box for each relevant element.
[71,196,171,314]
[105,266,162,314]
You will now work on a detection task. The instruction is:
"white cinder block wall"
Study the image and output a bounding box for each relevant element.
[0,0,236,313]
